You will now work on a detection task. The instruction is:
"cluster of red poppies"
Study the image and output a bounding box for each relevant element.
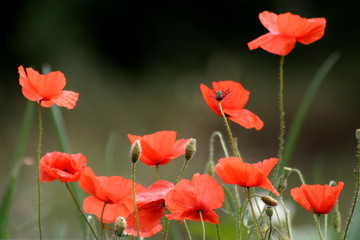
[17,10,345,239]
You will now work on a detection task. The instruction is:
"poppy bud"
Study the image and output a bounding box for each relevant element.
[356,129,360,141]
[130,140,141,163]
[205,160,215,176]
[332,207,341,232]
[265,206,274,218]
[261,195,278,207]
[185,138,196,161]
[277,167,292,193]
[114,216,127,237]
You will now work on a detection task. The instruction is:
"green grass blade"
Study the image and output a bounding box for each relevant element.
[0,101,36,238]
[277,50,341,177]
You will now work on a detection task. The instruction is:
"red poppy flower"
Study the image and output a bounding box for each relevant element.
[214,157,279,196]
[40,151,87,182]
[126,180,174,238]
[290,182,344,214]
[127,130,189,166]
[78,167,146,224]
[248,11,326,56]
[18,65,79,109]
[200,81,264,130]
[164,173,224,224]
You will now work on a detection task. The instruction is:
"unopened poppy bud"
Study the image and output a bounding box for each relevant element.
[261,195,278,207]
[356,129,360,141]
[332,206,341,232]
[205,160,215,176]
[329,180,338,187]
[277,167,292,193]
[185,138,196,161]
[114,216,127,237]
[130,140,141,163]
[265,206,273,218]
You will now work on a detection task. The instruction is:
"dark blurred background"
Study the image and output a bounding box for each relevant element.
[1,0,359,238]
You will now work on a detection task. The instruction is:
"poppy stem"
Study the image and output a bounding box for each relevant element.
[199,211,206,240]
[100,202,106,239]
[343,129,360,240]
[316,214,325,240]
[246,188,263,240]
[131,162,141,239]
[209,131,229,160]
[218,101,241,158]
[156,165,160,180]
[177,160,188,183]
[273,56,286,183]
[215,224,221,240]
[184,220,192,240]
[36,103,43,240]
[64,182,99,240]
[291,168,306,184]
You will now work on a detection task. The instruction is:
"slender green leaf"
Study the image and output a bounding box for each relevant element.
[0,101,36,238]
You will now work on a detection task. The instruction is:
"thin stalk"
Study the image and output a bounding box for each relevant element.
[239,198,250,238]
[184,220,192,240]
[343,129,360,239]
[324,214,328,240]
[246,188,262,240]
[267,214,272,240]
[177,160,189,183]
[273,56,285,183]
[279,197,292,239]
[292,168,306,185]
[64,183,99,240]
[131,162,141,239]
[273,207,286,236]
[100,202,106,239]
[218,101,241,158]
[156,165,160,180]
[209,131,229,160]
[199,211,206,240]
[215,224,221,240]
[316,214,325,240]
[36,103,43,240]
[162,211,170,240]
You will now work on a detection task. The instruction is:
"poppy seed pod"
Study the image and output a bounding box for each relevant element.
[185,138,196,161]
[115,216,127,237]
[130,140,141,163]
[265,206,274,218]
[261,195,278,207]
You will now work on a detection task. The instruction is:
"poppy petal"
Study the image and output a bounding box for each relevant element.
[227,109,264,130]
[248,33,296,56]
[259,11,279,34]
[290,187,313,213]
[53,90,79,109]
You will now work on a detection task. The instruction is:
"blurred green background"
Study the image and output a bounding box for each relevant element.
[0,0,359,239]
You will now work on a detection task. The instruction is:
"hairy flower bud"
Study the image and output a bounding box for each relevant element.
[205,160,215,176]
[277,167,292,193]
[130,140,141,163]
[332,206,341,233]
[185,138,196,161]
[114,216,127,237]
[356,129,360,141]
[261,195,278,207]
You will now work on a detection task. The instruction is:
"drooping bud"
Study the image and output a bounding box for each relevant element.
[205,160,215,176]
[114,216,127,237]
[356,129,360,141]
[332,206,341,233]
[185,138,196,161]
[329,180,338,187]
[261,195,278,207]
[130,140,141,163]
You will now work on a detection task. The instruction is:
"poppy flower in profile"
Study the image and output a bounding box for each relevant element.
[248,11,326,56]
[126,180,174,238]
[164,173,224,224]
[78,167,146,224]
[215,157,279,196]
[18,65,79,109]
[290,182,344,214]
[40,151,87,182]
[127,131,190,166]
[200,81,264,130]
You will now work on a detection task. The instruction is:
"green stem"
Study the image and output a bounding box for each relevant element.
[267,214,272,240]
[273,56,285,183]
[292,168,306,185]
[177,160,188,183]
[216,224,221,240]
[100,202,106,239]
[218,101,241,158]
[343,130,360,239]
[131,162,141,239]
[279,197,292,239]
[316,214,325,240]
[209,131,229,160]
[184,220,192,240]
[156,165,160,180]
[199,211,206,240]
[64,183,99,240]
[162,211,170,240]
[239,198,250,239]
[37,103,43,240]
[246,188,262,240]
